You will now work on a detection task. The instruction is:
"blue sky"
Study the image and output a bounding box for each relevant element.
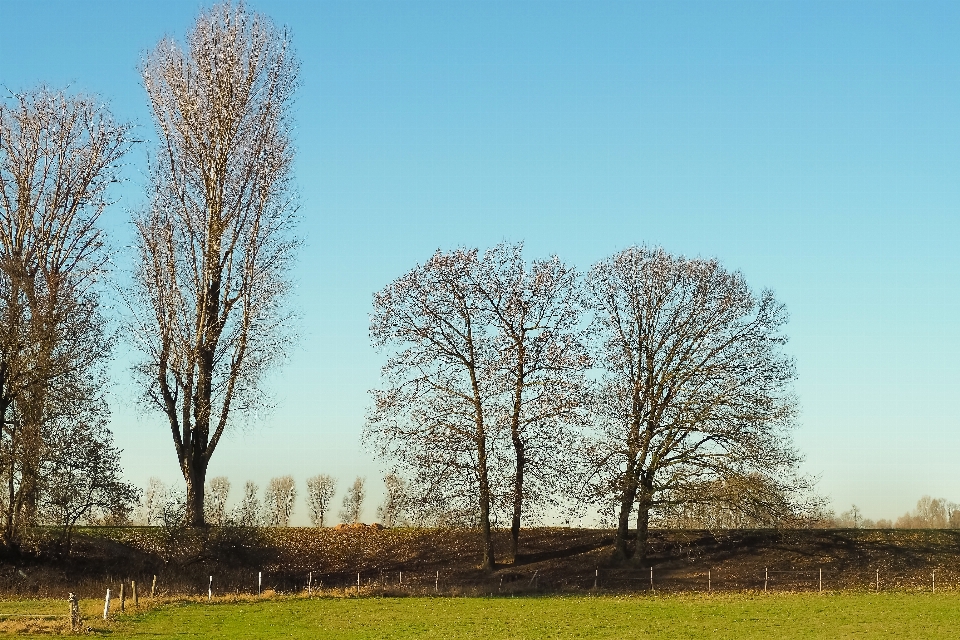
[2,0,959,524]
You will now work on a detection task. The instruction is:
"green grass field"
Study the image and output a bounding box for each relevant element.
[2,592,959,638]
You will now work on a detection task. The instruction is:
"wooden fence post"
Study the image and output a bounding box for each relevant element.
[708,570,711,592]
[119,583,125,612]
[819,568,822,593]
[151,575,157,598]
[132,581,138,607]
[68,593,81,632]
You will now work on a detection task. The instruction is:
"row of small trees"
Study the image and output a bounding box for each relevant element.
[832,497,960,530]
[135,475,388,528]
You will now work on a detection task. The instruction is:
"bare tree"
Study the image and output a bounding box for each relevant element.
[132,1,299,526]
[0,87,130,548]
[339,476,365,525]
[137,477,169,526]
[204,476,231,526]
[367,249,500,568]
[233,480,262,527]
[895,496,957,529]
[376,472,409,528]
[478,243,589,560]
[41,401,139,554]
[263,475,296,527]
[305,474,336,527]
[584,247,801,564]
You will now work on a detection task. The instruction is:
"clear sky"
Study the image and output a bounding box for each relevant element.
[2,0,958,524]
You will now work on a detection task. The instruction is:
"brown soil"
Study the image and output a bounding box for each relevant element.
[2,527,959,598]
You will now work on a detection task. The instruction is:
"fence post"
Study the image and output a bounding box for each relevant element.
[208,576,213,601]
[119,583,125,612]
[764,568,768,593]
[357,572,361,596]
[308,571,313,595]
[399,571,402,588]
[103,589,111,620]
[650,567,653,590]
[594,568,598,590]
[708,570,711,593]
[819,568,822,593]
[933,571,936,593]
[68,593,81,632]
[436,570,439,593]
[876,569,879,593]
[151,575,157,598]
[132,581,138,607]
[258,571,262,596]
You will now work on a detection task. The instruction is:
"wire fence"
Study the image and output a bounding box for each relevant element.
[209,566,960,596]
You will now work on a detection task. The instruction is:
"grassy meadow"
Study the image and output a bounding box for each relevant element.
[2,591,959,638]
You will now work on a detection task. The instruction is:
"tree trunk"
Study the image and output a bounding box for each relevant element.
[509,446,524,561]
[183,457,208,527]
[613,468,639,563]
[633,480,654,566]
[478,474,495,571]
[508,342,526,562]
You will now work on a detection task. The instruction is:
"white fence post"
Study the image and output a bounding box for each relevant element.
[103,589,111,620]
[764,568,768,592]
[258,571,262,596]
[208,576,213,601]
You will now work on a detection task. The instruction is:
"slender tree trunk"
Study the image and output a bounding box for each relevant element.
[477,461,495,571]
[509,438,524,561]
[613,464,639,562]
[509,359,526,562]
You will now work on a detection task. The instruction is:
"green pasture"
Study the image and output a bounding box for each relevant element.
[3,592,960,638]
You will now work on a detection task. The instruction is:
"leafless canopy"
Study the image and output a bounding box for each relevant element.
[367,249,499,567]
[133,1,299,526]
[367,244,590,567]
[264,475,296,527]
[584,246,801,563]
[478,244,589,558]
[305,474,337,528]
[339,476,366,525]
[0,87,130,547]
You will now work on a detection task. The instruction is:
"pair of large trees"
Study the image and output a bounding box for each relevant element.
[3,0,301,542]
[368,245,803,567]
